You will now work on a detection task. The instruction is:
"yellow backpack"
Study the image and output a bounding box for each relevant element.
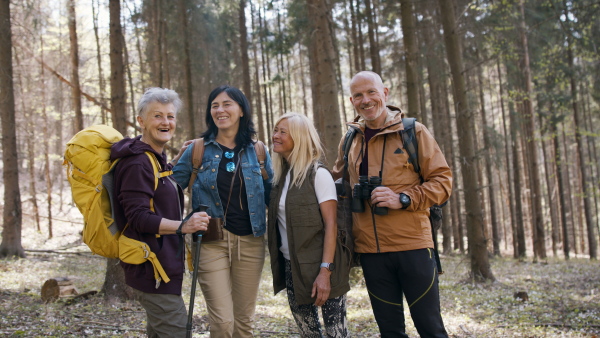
[64,125,173,286]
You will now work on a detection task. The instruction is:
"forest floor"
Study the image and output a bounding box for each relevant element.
[0,206,599,337]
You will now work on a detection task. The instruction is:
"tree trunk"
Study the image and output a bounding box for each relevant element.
[476,53,500,256]
[399,0,420,119]
[109,0,127,135]
[518,0,546,260]
[364,0,380,74]
[497,59,516,257]
[102,258,134,301]
[105,0,130,300]
[68,0,83,132]
[437,0,493,281]
[305,0,342,168]
[0,0,25,259]
[124,0,146,92]
[92,0,107,124]
[511,102,527,258]
[160,19,170,89]
[239,0,252,117]
[14,50,40,232]
[179,0,195,140]
[250,2,265,142]
[421,4,453,253]
[551,121,570,259]
[537,96,560,257]
[122,32,136,120]
[561,125,578,254]
[582,84,600,246]
[151,0,163,87]
[258,6,273,141]
[349,0,361,73]
[40,37,53,240]
[565,30,597,259]
[299,44,309,117]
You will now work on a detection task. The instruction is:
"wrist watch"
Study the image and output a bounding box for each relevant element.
[399,193,411,209]
[320,262,335,271]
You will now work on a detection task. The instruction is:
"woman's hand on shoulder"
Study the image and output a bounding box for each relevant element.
[172,140,194,165]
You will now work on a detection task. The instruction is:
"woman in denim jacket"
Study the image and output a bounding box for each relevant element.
[172,85,273,338]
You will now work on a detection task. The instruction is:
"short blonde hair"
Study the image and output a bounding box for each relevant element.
[272,113,324,187]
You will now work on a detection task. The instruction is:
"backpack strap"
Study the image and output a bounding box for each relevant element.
[187,138,205,193]
[341,127,357,195]
[253,141,268,180]
[399,118,445,274]
[144,152,174,239]
[399,118,420,176]
[144,152,173,190]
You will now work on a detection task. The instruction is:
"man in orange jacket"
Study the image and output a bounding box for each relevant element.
[333,71,452,337]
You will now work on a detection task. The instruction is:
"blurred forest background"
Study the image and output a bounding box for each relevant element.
[1,0,600,298]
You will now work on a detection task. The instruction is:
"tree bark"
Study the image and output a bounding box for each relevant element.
[476,50,500,256]
[151,0,163,87]
[14,50,40,232]
[250,2,265,142]
[92,0,107,124]
[565,24,597,260]
[68,0,83,132]
[399,0,420,119]
[109,0,127,135]
[305,0,342,168]
[40,36,53,240]
[561,125,578,254]
[437,0,493,281]
[105,0,130,300]
[349,0,361,73]
[497,59,517,256]
[551,121,570,259]
[421,4,453,253]
[0,0,25,259]
[364,0,381,74]
[518,0,546,260]
[239,0,252,116]
[179,0,196,140]
[537,102,560,257]
[102,258,134,301]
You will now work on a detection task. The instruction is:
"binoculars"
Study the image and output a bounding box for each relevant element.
[351,175,388,215]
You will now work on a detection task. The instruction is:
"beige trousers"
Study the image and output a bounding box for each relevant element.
[197,230,266,338]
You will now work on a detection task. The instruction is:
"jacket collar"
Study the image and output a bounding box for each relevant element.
[347,105,406,134]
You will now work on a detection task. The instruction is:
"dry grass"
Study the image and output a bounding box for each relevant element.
[1,203,599,337]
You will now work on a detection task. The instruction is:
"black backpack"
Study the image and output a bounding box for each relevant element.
[336,117,446,274]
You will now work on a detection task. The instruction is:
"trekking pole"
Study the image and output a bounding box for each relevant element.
[186,204,208,338]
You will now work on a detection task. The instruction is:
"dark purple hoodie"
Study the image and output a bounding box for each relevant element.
[111,136,185,294]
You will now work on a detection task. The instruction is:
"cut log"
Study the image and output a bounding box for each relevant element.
[41,277,79,303]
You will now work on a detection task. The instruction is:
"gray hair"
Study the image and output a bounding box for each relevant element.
[137,87,183,116]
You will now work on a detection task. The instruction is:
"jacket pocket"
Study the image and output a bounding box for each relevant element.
[289,205,323,254]
[296,250,321,291]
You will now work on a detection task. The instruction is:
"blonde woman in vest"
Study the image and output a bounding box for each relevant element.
[267,113,350,337]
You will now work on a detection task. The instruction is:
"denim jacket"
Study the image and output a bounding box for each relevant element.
[172,136,273,237]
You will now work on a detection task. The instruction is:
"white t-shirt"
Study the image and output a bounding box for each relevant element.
[277,167,337,260]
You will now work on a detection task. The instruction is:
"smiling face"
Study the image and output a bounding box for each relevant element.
[349,72,389,129]
[272,118,294,160]
[137,101,176,152]
[210,91,243,133]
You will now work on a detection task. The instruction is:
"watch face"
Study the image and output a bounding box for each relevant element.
[401,195,410,205]
[329,263,335,271]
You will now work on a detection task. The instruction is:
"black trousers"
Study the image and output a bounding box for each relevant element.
[360,249,448,338]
